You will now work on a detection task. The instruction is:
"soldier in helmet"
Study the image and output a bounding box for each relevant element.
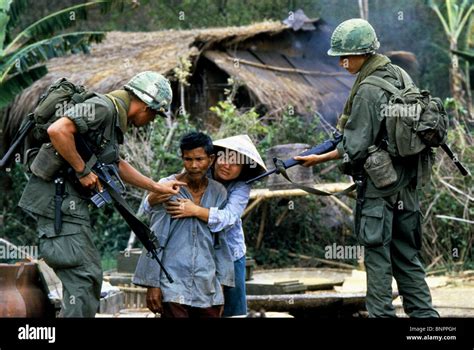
[295,19,439,317]
[18,71,186,317]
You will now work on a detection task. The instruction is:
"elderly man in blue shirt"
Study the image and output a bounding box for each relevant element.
[144,135,266,317]
[133,132,234,318]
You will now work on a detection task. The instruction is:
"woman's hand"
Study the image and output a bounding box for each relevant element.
[164,198,198,219]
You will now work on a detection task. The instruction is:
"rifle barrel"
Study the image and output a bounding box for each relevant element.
[0,119,35,168]
[441,143,470,176]
[245,168,277,184]
[245,132,342,185]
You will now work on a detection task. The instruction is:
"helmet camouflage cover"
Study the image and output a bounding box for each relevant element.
[327,18,380,56]
[124,71,173,117]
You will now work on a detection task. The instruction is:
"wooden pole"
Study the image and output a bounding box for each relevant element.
[249,182,355,200]
[242,196,265,218]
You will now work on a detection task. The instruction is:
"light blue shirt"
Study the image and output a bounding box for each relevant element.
[208,180,251,261]
[143,179,251,262]
[133,175,235,308]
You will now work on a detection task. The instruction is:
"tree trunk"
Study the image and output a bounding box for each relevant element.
[449,39,469,123]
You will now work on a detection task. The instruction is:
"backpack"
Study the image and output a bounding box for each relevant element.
[360,67,449,158]
[31,77,97,142]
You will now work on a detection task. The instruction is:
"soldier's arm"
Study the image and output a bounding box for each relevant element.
[294,149,341,167]
[47,117,101,190]
[342,92,383,162]
[117,159,185,195]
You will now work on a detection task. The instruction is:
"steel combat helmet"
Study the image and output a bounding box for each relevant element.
[327,18,380,56]
[124,71,173,117]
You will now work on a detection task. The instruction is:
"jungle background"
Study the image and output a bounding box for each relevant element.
[0,0,472,274]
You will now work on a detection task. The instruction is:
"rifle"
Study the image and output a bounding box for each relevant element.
[0,115,35,169]
[440,143,470,177]
[72,135,174,283]
[245,130,469,186]
[246,130,343,185]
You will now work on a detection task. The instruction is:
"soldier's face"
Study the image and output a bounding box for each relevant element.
[132,106,156,127]
[339,55,368,74]
[182,147,215,181]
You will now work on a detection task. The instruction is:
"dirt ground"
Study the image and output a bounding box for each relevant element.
[337,270,474,317]
[395,277,474,317]
[98,270,474,318]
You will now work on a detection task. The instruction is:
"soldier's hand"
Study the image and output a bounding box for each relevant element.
[146,287,163,314]
[79,172,103,191]
[294,154,326,167]
[148,192,173,206]
[154,180,187,195]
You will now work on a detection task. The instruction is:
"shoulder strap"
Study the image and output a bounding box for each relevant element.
[360,75,400,95]
[395,66,414,89]
[274,159,356,196]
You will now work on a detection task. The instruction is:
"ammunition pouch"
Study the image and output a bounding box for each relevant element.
[24,147,40,172]
[30,143,67,182]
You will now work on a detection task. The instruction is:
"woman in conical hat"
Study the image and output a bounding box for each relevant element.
[148,134,266,317]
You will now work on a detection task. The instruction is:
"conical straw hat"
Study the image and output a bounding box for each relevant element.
[213,135,267,179]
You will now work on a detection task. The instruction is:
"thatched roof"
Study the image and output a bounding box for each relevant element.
[203,50,352,117]
[6,20,355,139]
[7,21,290,127]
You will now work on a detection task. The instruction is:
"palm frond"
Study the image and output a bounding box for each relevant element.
[0,65,47,108]
[0,0,15,52]
[4,0,28,38]
[454,4,473,40]
[452,49,474,63]
[4,0,126,52]
[1,31,105,82]
[430,1,452,37]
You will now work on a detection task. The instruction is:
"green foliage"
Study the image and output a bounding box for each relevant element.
[0,0,127,108]
[99,0,321,31]
[211,101,268,142]
[258,109,325,154]
[149,114,194,179]
[419,121,473,271]
[0,165,37,246]
[89,205,129,262]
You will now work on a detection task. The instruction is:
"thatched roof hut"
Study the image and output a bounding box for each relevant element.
[5,18,357,138]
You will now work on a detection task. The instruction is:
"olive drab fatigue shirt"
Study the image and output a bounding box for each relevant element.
[336,65,418,199]
[18,90,130,228]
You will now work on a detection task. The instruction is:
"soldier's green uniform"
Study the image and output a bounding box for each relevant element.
[19,72,173,317]
[328,19,439,317]
[19,90,129,317]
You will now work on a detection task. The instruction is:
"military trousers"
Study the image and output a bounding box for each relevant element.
[357,185,439,318]
[37,216,102,317]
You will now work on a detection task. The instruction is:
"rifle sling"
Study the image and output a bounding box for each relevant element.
[275,160,356,196]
